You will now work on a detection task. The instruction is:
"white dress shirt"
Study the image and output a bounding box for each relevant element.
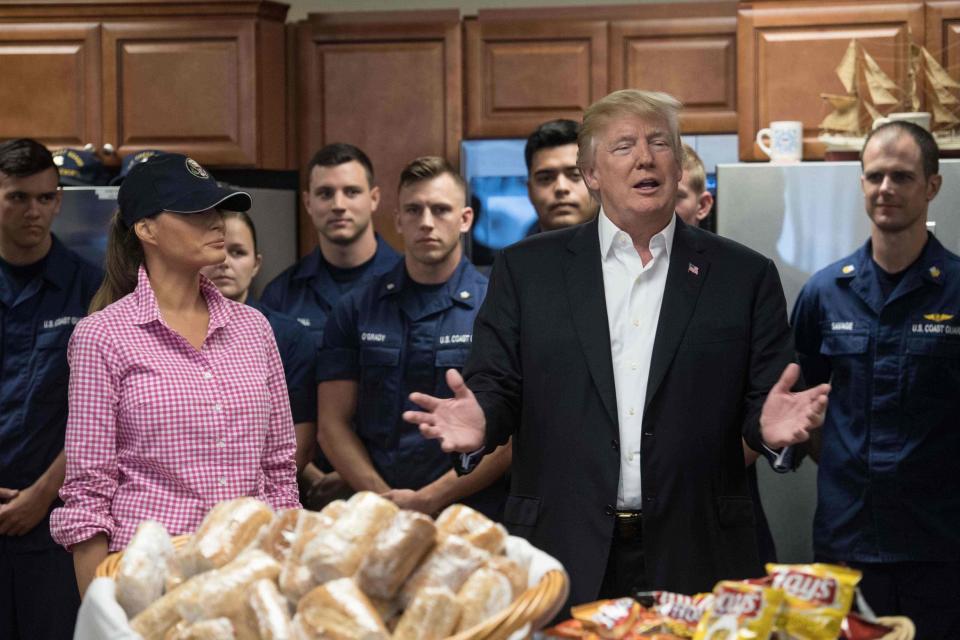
[598,209,676,510]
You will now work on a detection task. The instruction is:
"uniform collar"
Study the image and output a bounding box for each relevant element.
[597,206,676,262]
[39,235,76,291]
[292,233,400,281]
[377,256,479,308]
[842,234,948,313]
[132,265,233,331]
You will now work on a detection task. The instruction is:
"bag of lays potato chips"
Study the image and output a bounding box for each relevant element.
[693,581,783,640]
[639,591,714,637]
[766,563,862,640]
[571,598,645,639]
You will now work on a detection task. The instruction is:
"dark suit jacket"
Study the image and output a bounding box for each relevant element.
[464,215,794,608]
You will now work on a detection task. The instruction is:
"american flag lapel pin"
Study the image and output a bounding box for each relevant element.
[688,262,700,276]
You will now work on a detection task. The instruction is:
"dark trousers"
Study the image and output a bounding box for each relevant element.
[598,511,648,599]
[845,560,960,640]
[0,526,80,640]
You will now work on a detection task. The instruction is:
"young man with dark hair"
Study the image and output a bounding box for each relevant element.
[261,143,400,349]
[317,156,508,518]
[0,138,102,639]
[525,119,599,233]
[792,121,960,638]
[261,143,401,508]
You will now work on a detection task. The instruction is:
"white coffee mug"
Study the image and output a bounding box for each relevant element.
[755,121,803,163]
[872,111,931,131]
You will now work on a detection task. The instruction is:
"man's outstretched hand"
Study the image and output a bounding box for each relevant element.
[760,363,831,449]
[403,369,486,453]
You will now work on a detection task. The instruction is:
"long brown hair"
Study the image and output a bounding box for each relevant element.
[88,210,144,314]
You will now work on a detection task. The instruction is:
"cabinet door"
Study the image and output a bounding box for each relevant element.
[296,12,462,255]
[101,20,258,166]
[465,15,607,138]
[0,23,101,149]
[610,3,737,134]
[927,1,960,82]
[738,1,923,160]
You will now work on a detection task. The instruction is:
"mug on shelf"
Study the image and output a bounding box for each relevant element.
[872,111,931,131]
[755,121,803,163]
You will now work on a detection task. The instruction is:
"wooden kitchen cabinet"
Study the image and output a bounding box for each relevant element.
[0,1,288,168]
[927,1,960,78]
[737,0,924,160]
[295,10,462,254]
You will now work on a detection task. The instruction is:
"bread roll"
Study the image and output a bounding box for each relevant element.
[455,567,513,632]
[319,499,347,520]
[398,533,490,608]
[176,550,281,623]
[486,555,529,599]
[295,577,389,640]
[279,510,335,601]
[302,492,398,583]
[246,578,294,640]
[357,510,436,599]
[393,586,461,640]
[258,508,301,561]
[435,504,507,554]
[180,498,275,576]
[133,580,200,640]
[116,520,176,618]
[165,618,236,640]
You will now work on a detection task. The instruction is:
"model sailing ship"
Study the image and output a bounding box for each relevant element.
[818,40,960,150]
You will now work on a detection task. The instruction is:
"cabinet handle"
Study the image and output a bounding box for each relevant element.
[102,143,116,156]
[82,143,95,152]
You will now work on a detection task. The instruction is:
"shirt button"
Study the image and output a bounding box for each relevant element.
[217,438,226,448]
[218,477,227,486]
[213,403,222,412]
[633,319,640,327]
[628,407,635,416]
[630,362,638,371]
[202,372,213,380]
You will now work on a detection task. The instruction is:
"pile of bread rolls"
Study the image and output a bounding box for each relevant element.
[113,492,530,640]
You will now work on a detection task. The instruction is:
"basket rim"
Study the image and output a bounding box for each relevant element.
[94,534,569,640]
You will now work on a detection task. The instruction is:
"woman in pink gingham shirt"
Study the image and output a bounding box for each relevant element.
[50,154,300,595]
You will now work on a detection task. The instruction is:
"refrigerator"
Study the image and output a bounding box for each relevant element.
[54,180,300,299]
[717,159,960,562]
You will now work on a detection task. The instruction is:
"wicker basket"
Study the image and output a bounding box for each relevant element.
[95,535,569,640]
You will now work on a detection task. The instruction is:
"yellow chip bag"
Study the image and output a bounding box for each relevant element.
[572,598,643,639]
[765,563,862,639]
[693,581,782,640]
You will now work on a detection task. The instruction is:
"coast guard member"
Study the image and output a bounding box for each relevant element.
[317,156,508,517]
[792,121,960,638]
[261,143,400,350]
[0,139,102,639]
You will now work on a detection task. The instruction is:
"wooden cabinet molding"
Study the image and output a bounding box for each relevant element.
[295,10,462,254]
[465,13,607,138]
[609,2,738,134]
[738,0,924,160]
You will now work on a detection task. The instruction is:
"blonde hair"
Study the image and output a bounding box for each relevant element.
[577,90,684,172]
[680,143,706,195]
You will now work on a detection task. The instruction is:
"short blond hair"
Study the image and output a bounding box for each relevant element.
[680,143,706,195]
[577,90,684,172]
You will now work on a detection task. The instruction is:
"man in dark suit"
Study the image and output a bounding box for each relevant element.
[404,90,829,608]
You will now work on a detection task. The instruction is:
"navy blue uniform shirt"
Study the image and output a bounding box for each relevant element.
[260,235,400,350]
[792,235,960,563]
[0,236,102,491]
[318,258,504,517]
[247,298,316,425]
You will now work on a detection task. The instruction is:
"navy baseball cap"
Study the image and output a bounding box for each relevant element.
[109,149,163,186]
[53,148,107,186]
[118,153,251,227]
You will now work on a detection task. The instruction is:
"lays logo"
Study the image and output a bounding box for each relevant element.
[713,588,761,617]
[771,571,837,605]
[924,313,954,322]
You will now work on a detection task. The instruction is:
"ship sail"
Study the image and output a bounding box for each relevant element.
[862,50,900,105]
[835,40,859,94]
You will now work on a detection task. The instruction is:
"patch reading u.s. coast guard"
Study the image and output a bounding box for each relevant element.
[912,314,960,335]
[439,334,472,345]
[185,157,209,179]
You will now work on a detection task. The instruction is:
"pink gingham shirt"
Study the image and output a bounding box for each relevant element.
[50,266,300,551]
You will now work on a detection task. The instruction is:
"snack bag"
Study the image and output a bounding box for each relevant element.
[640,591,713,637]
[766,563,862,640]
[693,581,783,640]
[571,598,644,639]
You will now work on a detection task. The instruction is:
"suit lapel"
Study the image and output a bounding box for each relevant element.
[645,221,709,409]
[563,219,619,427]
